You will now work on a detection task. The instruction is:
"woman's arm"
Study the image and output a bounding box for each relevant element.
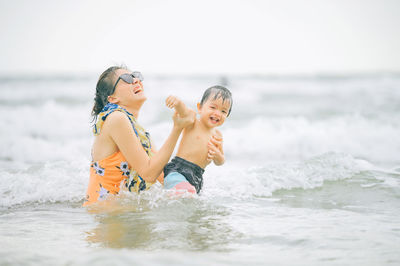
[150,144,165,184]
[105,111,190,182]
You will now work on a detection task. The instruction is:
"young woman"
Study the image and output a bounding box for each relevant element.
[83,66,194,206]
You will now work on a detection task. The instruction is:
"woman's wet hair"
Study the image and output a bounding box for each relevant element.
[91,65,128,122]
[200,85,233,116]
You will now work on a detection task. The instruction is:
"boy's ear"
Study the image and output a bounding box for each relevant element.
[197,102,201,112]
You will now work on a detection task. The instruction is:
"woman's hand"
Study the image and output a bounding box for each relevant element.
[172,110,195,130]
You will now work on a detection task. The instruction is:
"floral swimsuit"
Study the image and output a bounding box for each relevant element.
[83,103,154,206]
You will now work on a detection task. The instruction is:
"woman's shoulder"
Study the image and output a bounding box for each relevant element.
[106,110,128,119]
[103,110,131,129]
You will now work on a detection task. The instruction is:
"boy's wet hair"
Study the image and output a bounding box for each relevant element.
[200,85,233,116]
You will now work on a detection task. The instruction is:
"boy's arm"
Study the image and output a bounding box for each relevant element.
[166,95,189,117]
[207,130,225,165]
[166,95,196,128]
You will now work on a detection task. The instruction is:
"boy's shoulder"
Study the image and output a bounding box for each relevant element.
[189,121,224,136]
[214,129,222,137]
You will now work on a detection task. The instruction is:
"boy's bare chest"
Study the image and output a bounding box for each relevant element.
[177,125,214,165]
[185,130,211,152]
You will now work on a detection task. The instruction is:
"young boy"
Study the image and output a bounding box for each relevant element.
[163,85,233,194]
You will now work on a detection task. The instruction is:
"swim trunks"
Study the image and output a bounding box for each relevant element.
[83,103,155,206]
[163,156,204,194]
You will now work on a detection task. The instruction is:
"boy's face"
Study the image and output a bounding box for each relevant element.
[197,95,231,128]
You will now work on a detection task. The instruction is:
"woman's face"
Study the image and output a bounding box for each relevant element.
[110,69,147,107]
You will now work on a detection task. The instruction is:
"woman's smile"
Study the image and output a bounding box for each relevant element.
[133,86,142,94]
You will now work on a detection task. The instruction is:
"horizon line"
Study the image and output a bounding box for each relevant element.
[1,69,400,80]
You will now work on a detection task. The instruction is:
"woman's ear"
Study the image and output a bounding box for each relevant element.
[107,95,118,104]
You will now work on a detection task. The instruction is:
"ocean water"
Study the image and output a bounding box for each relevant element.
[0,73,399,265]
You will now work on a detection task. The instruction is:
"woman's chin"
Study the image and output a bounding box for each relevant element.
[136,95,147,106]
[134,93,147,102]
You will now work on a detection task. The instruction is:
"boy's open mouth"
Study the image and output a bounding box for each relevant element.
[210,116,220,123]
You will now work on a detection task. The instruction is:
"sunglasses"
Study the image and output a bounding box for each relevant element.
[112,71,144,94]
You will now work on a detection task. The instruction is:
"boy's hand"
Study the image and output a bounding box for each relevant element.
[207,132,225,165]
[165,95,182,109]
[209,134,223,150]
[166,95,195,129]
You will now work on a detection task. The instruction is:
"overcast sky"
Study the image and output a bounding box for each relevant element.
[0,0,399,75]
